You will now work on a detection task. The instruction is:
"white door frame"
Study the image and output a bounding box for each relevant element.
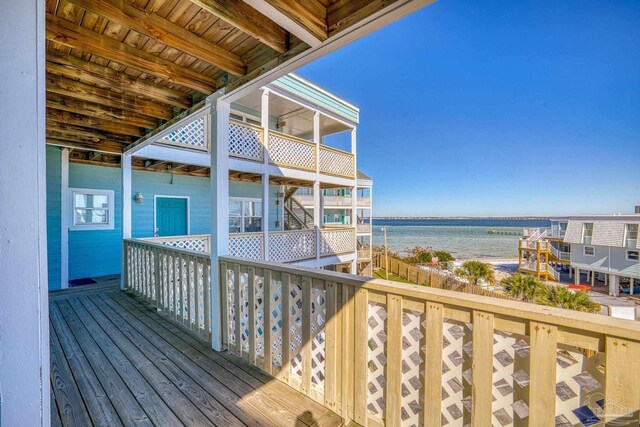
[153,195,191,236]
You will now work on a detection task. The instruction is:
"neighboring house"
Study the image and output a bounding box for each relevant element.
[46,73,373,290]
[519,213,640,296]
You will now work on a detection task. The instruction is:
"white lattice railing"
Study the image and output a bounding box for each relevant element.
[228,119,264,161]
[124,239,211,340]
[268,229,316,262]
[229,233,264,260]
[219,256,640,427]
[357,196,371,207]
[142,234,210,253]
[323,195,352,206]
[320,227,355,256]
[319,145,355,178]
[157,115,209,152]
[268,130,316,171]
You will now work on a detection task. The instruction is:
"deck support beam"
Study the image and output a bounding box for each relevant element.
[209,90,229,351]
[121,153,132,290]
[262,89,271,260]
[313,111,322,261]
[0,0,50,423]
[350,127,357,273]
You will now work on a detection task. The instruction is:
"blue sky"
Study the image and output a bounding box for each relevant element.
[298,0,640,217]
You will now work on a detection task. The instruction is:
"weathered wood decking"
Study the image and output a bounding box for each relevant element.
[49,283,342,427]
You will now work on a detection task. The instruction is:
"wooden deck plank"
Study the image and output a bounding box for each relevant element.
[55,300,182,426]
[64,297,215,427]
[110,291,341,427]
[50,302,148,427]
[51,385,64,427]
[49,321,93,426]
[49,286,341,427]
[83,294,261,427]
[106,292,323,427]
[92,292,286,427]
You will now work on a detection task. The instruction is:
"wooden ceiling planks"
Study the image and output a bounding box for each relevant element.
[45,0,428,153]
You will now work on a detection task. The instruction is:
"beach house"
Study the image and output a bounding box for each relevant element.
[519,212,640,297]
[2,1,640,426]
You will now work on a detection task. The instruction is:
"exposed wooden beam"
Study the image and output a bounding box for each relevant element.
[190,165,210,173]
[46,13,216,94]
[187,0,288,53]
[46,73,174,120]
[46,109,144,137]
[47,94,158,129]
[88,151,102,161]
[47,122,133,145]
[46,137,125,154]
[46,51,192,108]
[243,0,327,47]
[64,0,247,76]
[143,159,166,168]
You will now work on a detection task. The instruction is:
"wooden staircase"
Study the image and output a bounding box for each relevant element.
[283,187,314,230]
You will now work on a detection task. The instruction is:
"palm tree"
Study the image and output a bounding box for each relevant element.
[454,261,495,286]
[536,286,601,313]
[501,274,544,302]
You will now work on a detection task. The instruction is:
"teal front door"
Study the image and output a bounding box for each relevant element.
[155,197,188,236]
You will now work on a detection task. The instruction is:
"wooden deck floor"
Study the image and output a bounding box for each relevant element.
[49,284,342,427]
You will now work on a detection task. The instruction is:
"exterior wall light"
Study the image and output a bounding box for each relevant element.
[133,192,144,204]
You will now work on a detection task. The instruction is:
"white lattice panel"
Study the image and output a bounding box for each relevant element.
[310,286,326,392]
[229,121,263,161]
[441,319,472,427]
[254,274,265,361]
[151,235,209,253]
[269,230,316,262]
[160,116,207,151]
[491,330,529,426]
[401,309,425,426]
[271,277,284,370]
[289,281,304,381]
[239,271,250,353]
[319,146,354,177]
[226,268,236,346]
[368,301,387,422]
[268,133,315,171]
[320,229,355,256]
[229,234,264,260]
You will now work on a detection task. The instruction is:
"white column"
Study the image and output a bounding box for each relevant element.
[609,274,619,297]
[262,89,270,260]
[121,153,132,290]
[574,268,580,285]
[313,111,322,260]
[61,148,70,289]
[350,127,358,273]
[209,91,229,351]
[631,277,635,296]
[0,0,50,423]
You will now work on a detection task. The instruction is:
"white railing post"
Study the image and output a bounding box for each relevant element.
[209,90,229,351]
[262,89,270,261]
[121,153,132,290]
[313,110,321,261]
[350,127,358,273]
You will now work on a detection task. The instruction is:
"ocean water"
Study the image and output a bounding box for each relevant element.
[371,219,551,260]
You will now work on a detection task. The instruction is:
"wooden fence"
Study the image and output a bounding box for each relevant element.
[372,252,514,300]
[220,255,640,426]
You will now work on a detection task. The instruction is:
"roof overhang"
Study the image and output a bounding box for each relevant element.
[45,0,436,154]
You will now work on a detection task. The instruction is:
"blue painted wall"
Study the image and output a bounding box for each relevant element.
[45,151,284,289]
[46,146,62,290]
[68,163,123,281]
[132,170,211,238]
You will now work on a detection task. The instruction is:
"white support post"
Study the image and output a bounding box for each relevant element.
[574,268,581,285]
[262,89,270,260]
[121,153,132,290]
[313,111,322,260]
[0,0,50,423]
[351,127,358,273]
[61,148,70,289]
[210,90,229,351]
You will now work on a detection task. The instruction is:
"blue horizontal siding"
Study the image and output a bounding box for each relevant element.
[271,74,359,124]
[46,146,62,290]
[68,163,122,281]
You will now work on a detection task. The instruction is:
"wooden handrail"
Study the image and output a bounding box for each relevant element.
[219,255,640,426]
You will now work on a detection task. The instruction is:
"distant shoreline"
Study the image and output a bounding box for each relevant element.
[373,216,550,220]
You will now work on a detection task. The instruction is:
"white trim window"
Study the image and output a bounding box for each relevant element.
[229,197,262,233]
[625,224,638,248]
[583,246,595,257]
[230,110,261,126]
[70,188,115,230]
[582,223,594,245]
[626,250,639,262]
